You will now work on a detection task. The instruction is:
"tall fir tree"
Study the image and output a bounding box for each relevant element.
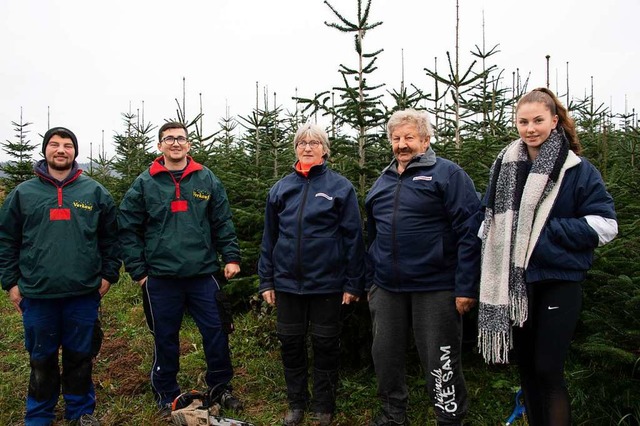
[297,0,388,196]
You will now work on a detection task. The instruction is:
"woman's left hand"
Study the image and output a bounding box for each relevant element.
[262,290,276,306]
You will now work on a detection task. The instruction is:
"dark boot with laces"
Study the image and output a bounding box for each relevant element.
[209,384,243,411]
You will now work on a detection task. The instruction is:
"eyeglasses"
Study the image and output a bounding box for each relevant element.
[161,136,189,145]
[296,140,322,149]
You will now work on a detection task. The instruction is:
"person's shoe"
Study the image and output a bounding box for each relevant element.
[283,408,305,426]
[310,411,333,425]
[156,403,172,420]
[369,412,408,426]
[211,386,244,411]
[68,414,100,426]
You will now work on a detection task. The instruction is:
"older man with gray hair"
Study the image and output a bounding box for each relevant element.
[365,109,481,425]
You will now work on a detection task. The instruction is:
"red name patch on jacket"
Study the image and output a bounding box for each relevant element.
[171,200,188,212]
[50,208,71,221]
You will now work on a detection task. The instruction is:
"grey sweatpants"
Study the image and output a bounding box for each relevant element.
[369,286,468,425]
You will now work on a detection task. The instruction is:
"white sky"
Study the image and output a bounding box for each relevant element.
[1,0,638,163]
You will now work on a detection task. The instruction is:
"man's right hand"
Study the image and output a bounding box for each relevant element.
[137,276,148,287]
[8,285,22,314]
[262,290,276,306]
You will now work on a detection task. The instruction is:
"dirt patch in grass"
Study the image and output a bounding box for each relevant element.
[93,328,200,396]
[179,339,194,356]
[94,331,148,395]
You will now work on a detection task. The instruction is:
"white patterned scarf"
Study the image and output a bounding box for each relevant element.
[478,129,580,363]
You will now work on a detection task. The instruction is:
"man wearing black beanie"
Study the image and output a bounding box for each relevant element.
[0,127,120,426]
[42,126,79,159]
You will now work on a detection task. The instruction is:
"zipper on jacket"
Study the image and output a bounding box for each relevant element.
[391,176,403,288]
[152,158,201,200]
[173,178,181,199]
[295,179,311,290]
[36,169,83,207]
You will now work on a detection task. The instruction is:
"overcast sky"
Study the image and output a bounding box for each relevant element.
[1,0,638,163]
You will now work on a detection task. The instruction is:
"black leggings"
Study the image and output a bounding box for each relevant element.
[275,292,343,413]
[513,280,582,426]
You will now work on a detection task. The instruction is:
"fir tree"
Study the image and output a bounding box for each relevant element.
[170,95,219,168]
[298,0,388,196]
[85,153,118,197]
[110,112,156,203]
[1,108,37,192]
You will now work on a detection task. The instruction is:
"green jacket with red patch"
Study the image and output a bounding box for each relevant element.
[0,161,120,298]
[118,156,241,281]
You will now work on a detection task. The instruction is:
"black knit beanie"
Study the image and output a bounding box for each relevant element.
[42,127,78,159]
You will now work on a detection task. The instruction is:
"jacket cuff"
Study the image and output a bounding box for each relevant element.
[132,273,147,282]
[3,283,17,292]
[344,285,364,298]
[223,257,241,266]
[258,281,274,293]
[103,274,120,285]
[454,290,478,299]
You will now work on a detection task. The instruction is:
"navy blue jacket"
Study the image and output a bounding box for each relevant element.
[524,157,617,283]
[365,149,481,297]
[258,162,365,296]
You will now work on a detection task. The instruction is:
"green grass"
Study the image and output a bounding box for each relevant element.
[1,276,637,425]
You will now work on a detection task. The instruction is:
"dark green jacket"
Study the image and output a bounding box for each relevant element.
[0,161,121,298]
[118,156,241,281]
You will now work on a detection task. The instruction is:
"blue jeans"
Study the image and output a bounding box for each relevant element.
[21,292,101,426]
[142,275,233,406]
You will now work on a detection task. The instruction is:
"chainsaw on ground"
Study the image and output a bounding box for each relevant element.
[171,390,255,426]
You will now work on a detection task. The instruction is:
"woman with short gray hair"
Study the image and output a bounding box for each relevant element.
[258,123,365,426]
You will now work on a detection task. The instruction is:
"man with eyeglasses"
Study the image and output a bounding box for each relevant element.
[118,121,243,418]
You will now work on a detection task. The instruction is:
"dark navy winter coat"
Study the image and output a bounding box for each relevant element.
[258,162,365,296]
[365,148,481,297]
[524,157,617,283]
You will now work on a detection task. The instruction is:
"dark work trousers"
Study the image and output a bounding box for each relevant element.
[275,291,342,414]
[21,292,101,426]
[513,280,582,426]
[369,286,468,425]
[142,275,233,406]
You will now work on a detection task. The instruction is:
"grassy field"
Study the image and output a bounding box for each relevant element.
[0,276,547,425]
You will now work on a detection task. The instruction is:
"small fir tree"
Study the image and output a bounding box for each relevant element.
[1,108,37,192]
[111,112,156,202]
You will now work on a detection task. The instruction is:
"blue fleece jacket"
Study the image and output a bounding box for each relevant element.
[258,161,365,297]
[365,148,481,297]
